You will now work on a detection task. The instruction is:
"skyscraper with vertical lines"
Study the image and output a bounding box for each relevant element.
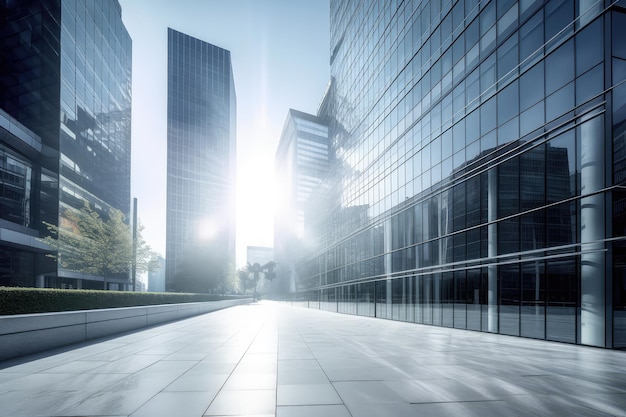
[166,28,236,292]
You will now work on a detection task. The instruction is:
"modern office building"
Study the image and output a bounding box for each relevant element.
[166,29,236,292]
[0,0,132,289]
[292,0,626,348]
[275,109,329,293]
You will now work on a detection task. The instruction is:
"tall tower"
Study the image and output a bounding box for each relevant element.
[274,109,328,293]
[0,0,132,289]
[166,29,236,292]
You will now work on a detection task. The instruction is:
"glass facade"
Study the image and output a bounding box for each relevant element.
[291,0,626,348]
[0,0,131,288]
[166,29,236,291]
[275,110,329,292]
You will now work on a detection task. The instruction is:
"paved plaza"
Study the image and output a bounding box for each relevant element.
[1,302,626,416]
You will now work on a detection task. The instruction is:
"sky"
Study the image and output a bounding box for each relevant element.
[118,0,330,267]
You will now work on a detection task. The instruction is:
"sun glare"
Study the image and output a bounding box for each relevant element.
[197,218,218,241]
[237,154,280,250]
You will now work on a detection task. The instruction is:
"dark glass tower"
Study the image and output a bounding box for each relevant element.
[0,0,132,289]
[294,0,626,348]
[166,29,236,292]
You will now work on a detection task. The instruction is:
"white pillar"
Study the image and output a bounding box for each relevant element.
[580,114,606,347]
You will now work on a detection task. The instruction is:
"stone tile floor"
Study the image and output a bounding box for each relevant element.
[1,301,626,416]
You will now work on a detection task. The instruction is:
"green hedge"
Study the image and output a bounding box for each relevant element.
[0,287,247,315]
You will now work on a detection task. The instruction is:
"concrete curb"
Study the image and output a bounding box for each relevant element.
[0,298,252,361]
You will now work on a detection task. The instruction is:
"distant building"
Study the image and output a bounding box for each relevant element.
[165,29,236,291]
[148,255,166,292]
[0,0,132,289]
[274,109,328,294]
[246,246,274,267]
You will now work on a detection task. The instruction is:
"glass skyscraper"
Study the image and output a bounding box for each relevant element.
[292,0,626,348]
[166,29,236,292]
[274,109,329,293]
[0,0,132,289]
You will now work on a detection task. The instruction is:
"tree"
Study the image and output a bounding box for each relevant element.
[238,268,256,295]
[263,261,277,298]
[133,221,160,278]
[41,202,156,288]
[242,261,277,300]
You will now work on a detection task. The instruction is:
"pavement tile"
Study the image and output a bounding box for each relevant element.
[129,391,215,417]
[277,383,342,406]
[204,389,276,415]
[1,302,626,417]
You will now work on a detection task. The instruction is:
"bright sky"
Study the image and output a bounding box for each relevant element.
[118,0,330,267]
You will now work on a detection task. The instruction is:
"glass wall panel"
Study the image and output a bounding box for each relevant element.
[442,272,454,327]
[433,272,443,326]
[575,17,603,76]
[613,240,626,347]
[520,145,546,211]
[520,9,544,67]
[521,261,546,339]
[545,0,574,42]
[546,257,578,343]
[376,279,387,318]
[545,40,574,95]
[520,61,545,111]
[392,277,406,321]
[358,281,376,317]
[423,274,434,324]
[499,264,521,336]
[454,270,467,329]
[547,129,576,201]
[467,268,482,330]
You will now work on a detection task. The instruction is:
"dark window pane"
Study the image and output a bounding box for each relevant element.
[520,61,545,111]
[499,157,520,217]
[576,63,603,106]
[499,263,520,336]
[498,218,520,254]
[613,12,626,60]
[520,145,546,211]
[546,257,578,343]
[520,10,544,64]
[546,81,574,121]
[547,130,576,200]
[497,35,519,80]
[546,40,574,95]
[521,260,546,339]
[576,17,603,75]
[545,0,574,41]
[498,80,519,125]
[481,96,497,134]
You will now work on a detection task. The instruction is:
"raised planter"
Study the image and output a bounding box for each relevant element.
[0,298,252,361]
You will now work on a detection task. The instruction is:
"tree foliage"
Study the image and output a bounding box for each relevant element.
[239,261,277,299]
[41,202,157,280]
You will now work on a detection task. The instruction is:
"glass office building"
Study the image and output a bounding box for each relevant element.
[0,0,132,289]
[275,109,329,293]
[293,0,626,348]
[166,29,236,291]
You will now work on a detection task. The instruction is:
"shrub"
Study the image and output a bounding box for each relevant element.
[0,287,246,315]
